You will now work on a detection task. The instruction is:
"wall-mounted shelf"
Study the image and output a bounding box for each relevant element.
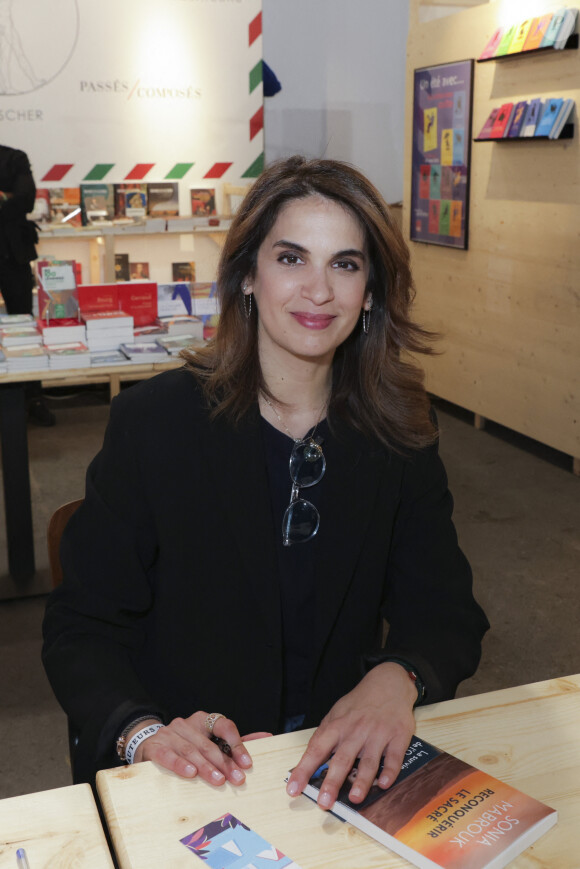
[474,123,574,142]
[477,32,578,62]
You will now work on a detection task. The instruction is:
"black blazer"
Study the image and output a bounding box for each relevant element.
[42,368,488,785]
[0,146,37,264]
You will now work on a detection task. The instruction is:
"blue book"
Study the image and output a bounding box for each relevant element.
[507,101,529,137]
[540,8,567,48]
[535,98,563,136]
[522,98,543,137]
[549,98,575,139]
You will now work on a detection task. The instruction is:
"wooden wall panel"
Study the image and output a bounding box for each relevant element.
[405,0,580,461]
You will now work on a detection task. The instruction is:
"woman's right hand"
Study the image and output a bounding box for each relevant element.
[132,711,261,785]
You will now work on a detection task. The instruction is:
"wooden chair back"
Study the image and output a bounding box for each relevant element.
[47,499,84,587]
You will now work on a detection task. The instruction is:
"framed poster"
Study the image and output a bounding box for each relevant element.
[410,60,473,249]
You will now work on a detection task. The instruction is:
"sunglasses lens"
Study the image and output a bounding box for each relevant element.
[282,499,320,546]
[290,440,326,487]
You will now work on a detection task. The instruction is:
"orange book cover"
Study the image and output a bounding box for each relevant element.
[523,14,553,51]
[302,737,557,869]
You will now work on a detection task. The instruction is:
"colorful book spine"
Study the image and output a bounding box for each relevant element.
[523,14,553,50]
[479,27,504,59]
[522,99,543,137]
[490,103,514,138]
[476,108,500,140]
[507,101,529,138]
[508,18,533,54]
[540,8,567,47]
[534,98,563,136]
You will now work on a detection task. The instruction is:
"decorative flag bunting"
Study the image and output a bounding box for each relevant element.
[249,106,264,141]
[242,153,264,178]
[165,163,195,180]
[125,163,156,180]
[204,163,233,179]
[249,12,262,46]
[41,164,74,182]
[249,60,262,94]
[83,163,115,181]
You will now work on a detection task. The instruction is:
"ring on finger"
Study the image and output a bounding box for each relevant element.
[205,712,226,735]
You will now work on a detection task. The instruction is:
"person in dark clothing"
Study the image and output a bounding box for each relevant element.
[0,144,55,425]
[43,156,489,809]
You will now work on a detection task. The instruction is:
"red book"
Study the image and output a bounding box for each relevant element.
[490,103,514,138]
[428,200,440,235]
[78,283,119,314]
[116,282,158,327]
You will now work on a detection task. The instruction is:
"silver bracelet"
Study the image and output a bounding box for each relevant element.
[124,723,165,765]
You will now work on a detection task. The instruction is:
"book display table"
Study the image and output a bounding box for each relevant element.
[0,783,114,868]
[0,359,182,584]
[96,674,580,869]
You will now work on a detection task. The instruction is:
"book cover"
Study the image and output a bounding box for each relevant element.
[428,200,440,235]
[0,313,35,326]
[507,101,528,138]
[130,262,150,281]
[90,349,128,366]
[440,167,453,201]
[507,19,533,54]
[429,166,441,201]
[424,108,438,153]
[37,260,79,321]
[479,27,504,60]
[452,129,464,165]
[82,310,134,330]
[114,183,148,219]
[490,103,514,138]
[181,812,301,868]
[156,314,204,338]
[156,333,201,354]
[522,98,543,137]
[439,201,451,237]
[30,188,51,224]
[78,283,119,315]
[46,342,91,368]
[440,130,453,166]
[535,98,563,136]
[452,92,465,125]
[419,165,431,200]
[449,201,463,239]
[523,14,553,51]
[48,187,82,227]
[495,24,518,56]
[172,261,196,282]
[549,98,574,139]
[554,8,579,49]
[116,282,158,326]
[300,736,557,869]
[114,253,130,282]
[80,183,115,226]
[119,341,169,362]
[190,188,217,216]
[540,8,568,48]
[476,108,500,140]
[147,182,179,217]
[133,324,167,342]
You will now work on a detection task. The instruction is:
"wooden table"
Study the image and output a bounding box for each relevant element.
[96,674,579,868]
[0,783,114,867]
[0,359,181,584]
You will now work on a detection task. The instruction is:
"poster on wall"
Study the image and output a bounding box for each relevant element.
[0,0,264,213]
[410,60,473,250]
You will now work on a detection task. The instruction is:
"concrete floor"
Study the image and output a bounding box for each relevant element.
[1,386,579,800]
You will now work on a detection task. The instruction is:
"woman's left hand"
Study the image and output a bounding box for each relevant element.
[286,662,417,809]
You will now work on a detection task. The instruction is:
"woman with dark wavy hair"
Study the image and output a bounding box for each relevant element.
[43,156,488,810]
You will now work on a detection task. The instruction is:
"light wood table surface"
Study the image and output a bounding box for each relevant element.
[97,674,580,868]
[0,783,114,868]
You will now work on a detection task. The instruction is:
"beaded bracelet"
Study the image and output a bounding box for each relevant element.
[124,723,165,765]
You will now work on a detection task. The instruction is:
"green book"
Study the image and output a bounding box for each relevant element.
[495,23,517,55]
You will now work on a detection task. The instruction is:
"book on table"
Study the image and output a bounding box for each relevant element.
[37,259,79,321]
[37,318,87,345]
[90,349,128,367]
[156,333,202,355]
[296,736,557,869]
[0,325,42,347]
[0,313,35,327]
[4,343,49,371]
[156,314,204,339]
[46,342,91,369]
[119,341,170,363]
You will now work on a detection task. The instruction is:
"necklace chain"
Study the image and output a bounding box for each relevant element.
[261,393,326,443]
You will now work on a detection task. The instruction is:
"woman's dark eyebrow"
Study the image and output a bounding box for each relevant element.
[273,240,366,259]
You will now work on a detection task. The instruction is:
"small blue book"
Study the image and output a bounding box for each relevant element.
[540,8,567,48]
[534,98,563,136]
[522,99,543,137]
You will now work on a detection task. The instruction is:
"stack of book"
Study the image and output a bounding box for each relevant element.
[119,342,170,363]
[3,344,49,373]
[155,314,204,340]
[155,334,201,356]
[37,317,87,346]
[0,347,7,374]
[132,323,168,343]
[90,349,129,367]
[0,321,42,348]
[46,342,91,369]
[82,311,134,352]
